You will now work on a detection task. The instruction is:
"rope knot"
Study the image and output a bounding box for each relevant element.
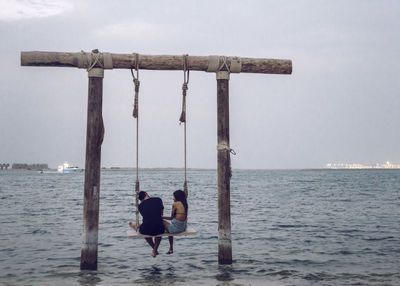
[182,83,188,96]
[180,55,189,123]
[133,99,138,118]
[217,143,237,155]
[87,49,103,72]
[179,111,186,123]
[134,78,140,92]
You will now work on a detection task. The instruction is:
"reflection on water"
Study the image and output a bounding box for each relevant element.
[134,265,182,285]
[77,272,102,286]
[216,265,234,282]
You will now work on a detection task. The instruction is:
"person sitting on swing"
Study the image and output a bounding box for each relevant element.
[162,190,188,254]
[129,191,165,257]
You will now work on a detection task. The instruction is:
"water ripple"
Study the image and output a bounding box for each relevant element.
[0,170,399,285]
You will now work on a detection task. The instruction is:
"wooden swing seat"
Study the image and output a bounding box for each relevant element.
[127,228,197,238]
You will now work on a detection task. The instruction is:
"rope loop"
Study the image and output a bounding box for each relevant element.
[131,53,140,119]
[179,55,189,124]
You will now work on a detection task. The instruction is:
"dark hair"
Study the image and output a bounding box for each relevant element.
[174,190,188,215]
[138,191,147,201]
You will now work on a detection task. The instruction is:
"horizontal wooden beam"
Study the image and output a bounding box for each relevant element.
[21,51,292,75]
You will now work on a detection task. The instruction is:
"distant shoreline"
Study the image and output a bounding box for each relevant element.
[1,167,399,172]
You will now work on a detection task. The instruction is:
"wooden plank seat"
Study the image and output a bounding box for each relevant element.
[127,228,197,238]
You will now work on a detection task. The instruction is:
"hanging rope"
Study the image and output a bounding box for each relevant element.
[179,55,189,199]
[131,53,140,230]
[179,55,189,124]
[131,53,140,119]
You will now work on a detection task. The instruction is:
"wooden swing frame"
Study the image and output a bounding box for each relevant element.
[20,50,292,269]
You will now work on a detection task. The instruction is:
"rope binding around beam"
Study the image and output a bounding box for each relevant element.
[207,55,242,80]
[78,49,113,78]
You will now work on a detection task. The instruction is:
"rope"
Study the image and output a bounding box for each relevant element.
[87,49,103,72]
[179,55,189,199]
[217,143,237,155]
[179,55,189,124]
[218,56,230,73]
[217,143,236,179]
[130,53,140,230]
[131,53,140,119]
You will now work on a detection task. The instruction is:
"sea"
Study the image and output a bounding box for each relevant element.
[0,169,399,286]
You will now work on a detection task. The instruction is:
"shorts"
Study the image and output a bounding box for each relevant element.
[139,222,165,236]
[168,218,186,234]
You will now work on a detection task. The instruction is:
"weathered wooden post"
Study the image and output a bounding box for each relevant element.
[20,51,291,268]
[80,52,106,270]
[216,70,232,264]
[80,66,104,270]
[208,57,241,264]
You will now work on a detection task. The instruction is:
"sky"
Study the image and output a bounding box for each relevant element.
[0,0,399,169]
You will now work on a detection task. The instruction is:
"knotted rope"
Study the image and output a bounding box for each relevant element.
[218,56,230,73]
[130,53,140,229]
[131,53,140,119]
[179,55,189,124]
[217,143,237,155]
[179,55,189,199]
[86,49,103,72]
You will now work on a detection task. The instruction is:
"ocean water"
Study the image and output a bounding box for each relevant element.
[0,169,399,286]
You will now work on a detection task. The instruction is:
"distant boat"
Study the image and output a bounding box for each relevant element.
[57,162,79,173]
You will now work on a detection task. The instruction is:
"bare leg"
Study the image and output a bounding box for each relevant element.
[152,237,162,257]
[145,237,155,248]
[166,236,173,254]
[129,222,138,231]
[163,220,170,232]
[144,238,159,256]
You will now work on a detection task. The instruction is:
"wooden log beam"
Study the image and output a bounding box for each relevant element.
[21,51,292,74]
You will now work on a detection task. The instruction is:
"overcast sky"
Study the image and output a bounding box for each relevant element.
[0,0,399,169]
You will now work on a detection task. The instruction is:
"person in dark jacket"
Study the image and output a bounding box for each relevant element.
[129,191,165,257]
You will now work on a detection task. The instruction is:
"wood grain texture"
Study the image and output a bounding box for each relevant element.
[80,76,104,271]
[217,78,233,265]
[126,228,197,238]
[21,51,292,74]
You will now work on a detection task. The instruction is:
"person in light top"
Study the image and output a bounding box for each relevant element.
[162,190,188,254]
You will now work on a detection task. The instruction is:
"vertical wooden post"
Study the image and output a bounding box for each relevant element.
[80,68,104,270]
[217,71,232,264]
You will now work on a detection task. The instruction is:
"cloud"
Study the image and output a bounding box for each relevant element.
[0,0,73,21]
[94,20,176,40]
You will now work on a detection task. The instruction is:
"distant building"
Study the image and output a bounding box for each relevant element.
[325,162,400,169]
[0,163,10,170]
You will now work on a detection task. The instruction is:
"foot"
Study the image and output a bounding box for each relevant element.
[166,249,173,254]
[152,249,158,257]
[128,222,137,231]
